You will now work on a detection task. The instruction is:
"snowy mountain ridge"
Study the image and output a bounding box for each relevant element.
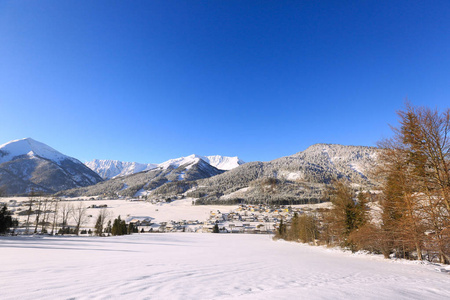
[0,138,77,165]
[86,154,244,179]
[85,159,157,180]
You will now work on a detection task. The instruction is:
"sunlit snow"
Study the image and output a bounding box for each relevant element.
[1,234,449,300]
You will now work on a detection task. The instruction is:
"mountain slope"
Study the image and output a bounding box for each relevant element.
[188,144,379,204]
[0,138,103,195]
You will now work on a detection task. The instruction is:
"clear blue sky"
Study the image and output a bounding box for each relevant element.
[1,1,449,163]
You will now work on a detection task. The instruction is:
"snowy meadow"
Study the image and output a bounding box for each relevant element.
[1,233,449,300]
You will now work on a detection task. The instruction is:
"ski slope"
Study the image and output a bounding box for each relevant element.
[1,234,449,300]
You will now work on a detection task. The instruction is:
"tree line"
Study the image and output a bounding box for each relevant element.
[276,104,450,264]
[0,196,138,237]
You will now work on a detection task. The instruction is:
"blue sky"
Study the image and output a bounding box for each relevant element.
[1,1,449,163]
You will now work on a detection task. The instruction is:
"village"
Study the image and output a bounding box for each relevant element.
[1,197,325,236]
[128,204,322,234]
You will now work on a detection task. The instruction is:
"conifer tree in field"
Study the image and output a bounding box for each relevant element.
[0,204,18,234]
[276,218,287,239]
[95,215,103,236]
[111,216,129,236]
[94,208,109,236]
[111,216,122,236]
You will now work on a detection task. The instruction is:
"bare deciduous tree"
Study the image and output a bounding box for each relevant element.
[59,202,72,234]
[71,202,88,235]
[50,198,60,235]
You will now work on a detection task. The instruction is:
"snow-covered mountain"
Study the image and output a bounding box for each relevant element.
[0,138,103,195]
[64,156,225,198]
[0,138,74,165]
[63,144,378,200]
[189,144,380,204]
[157,154,244,171]
[85,155,244,179]
[85,159,157,179]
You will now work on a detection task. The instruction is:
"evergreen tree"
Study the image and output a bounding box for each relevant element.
[95,215,103,236]
[0,205,17,234]
[111,216,131,236]
[111,216,122,236]
[213,223,220,233]
[276,218,287,239]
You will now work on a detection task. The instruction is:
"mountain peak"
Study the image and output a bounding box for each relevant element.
[0,138,103,195]
[0,137,71,165]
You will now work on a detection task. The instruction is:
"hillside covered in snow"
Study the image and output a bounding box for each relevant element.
[189,144,379,204]
[0,138,103,195]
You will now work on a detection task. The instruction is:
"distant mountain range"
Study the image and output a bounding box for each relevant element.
[0,138,379,203]
[85,160,157,180]
[63,155,226,198]
[85,155,244,179]
[64,143,379,203]
[0,138,103,196]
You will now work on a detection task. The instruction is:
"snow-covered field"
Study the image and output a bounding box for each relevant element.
[1,234,449,300]
[6,197,238,229]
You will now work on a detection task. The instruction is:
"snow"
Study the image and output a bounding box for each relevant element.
[0,137,73,165]
[157,155,202,169]
[1,234,449,300]
[203,155,245,170]
[278,170,305,181]
[220,187,250,200]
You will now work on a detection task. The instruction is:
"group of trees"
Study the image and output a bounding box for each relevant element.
[1,194,141,237]
[110,216,138,236]
[376,104,450,263]
[276,104,450,264]
[275,182,368,249]
[21,198,89,235]
[278,212,319,244]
